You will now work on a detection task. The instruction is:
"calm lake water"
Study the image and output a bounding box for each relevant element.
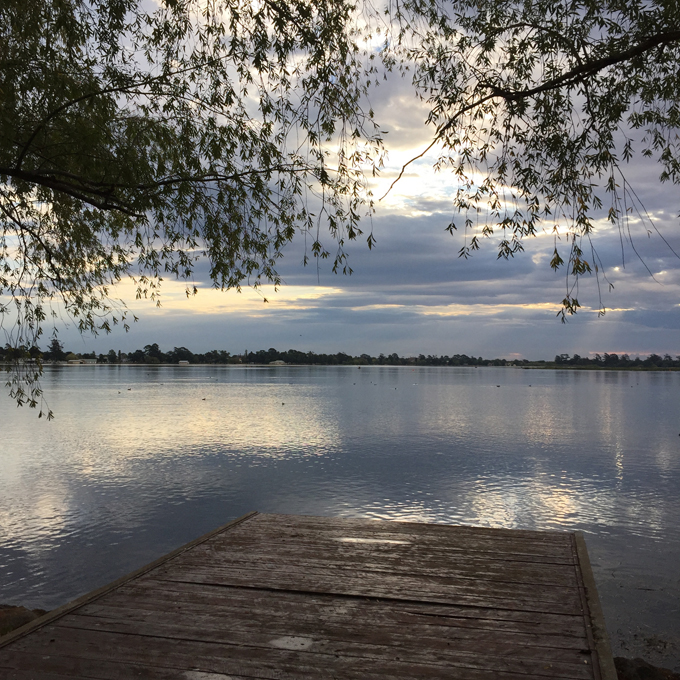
[1,365,679,669]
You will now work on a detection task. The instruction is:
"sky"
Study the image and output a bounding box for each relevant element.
[57,76,680,361]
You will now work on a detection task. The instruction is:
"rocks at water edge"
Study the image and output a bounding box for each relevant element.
[0,605,48,637]
[615,657,680,680]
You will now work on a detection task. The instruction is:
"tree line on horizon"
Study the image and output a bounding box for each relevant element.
[1,340,678,370]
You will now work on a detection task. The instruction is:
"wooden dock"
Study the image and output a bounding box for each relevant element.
[0,512,616,679]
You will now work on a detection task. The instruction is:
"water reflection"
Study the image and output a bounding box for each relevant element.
[1,365,679,669]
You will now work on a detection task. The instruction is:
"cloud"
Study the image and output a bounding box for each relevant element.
[621,308,680,331]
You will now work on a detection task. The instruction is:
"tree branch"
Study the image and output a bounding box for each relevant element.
[0,163,326,216]
[0,167,142,216]
[383,29,680,198]
[485,29,680,103]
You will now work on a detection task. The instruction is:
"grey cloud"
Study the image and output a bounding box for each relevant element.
[367,72,436,152]
[620,308,680,331]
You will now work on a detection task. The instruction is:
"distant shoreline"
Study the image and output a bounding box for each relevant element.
[518,364,680,372]
[4,343,678,371]
[3,361,679,372]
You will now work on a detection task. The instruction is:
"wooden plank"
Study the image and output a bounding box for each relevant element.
[215,536,576,562]
[54,612,597,672]
[0,652,252,680]
[222,522,576,559]
[236,512,573,540]
[67,603,591,653]
[208,537,578,566]
[152,565,584,614]
[0,647,587,680]
[202,525,573,550]
[187,544,581,585]
[250,514,572,542]
[89,584,587,648]
[59,607,589,658]
[7,625,596,679]
[88,578,592,637]
[164,550,580,595]
[239,527,571,560]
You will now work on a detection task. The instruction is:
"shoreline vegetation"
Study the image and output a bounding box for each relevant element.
[2,343,679,371]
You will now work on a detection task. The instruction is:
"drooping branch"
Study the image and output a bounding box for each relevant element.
[0,162,337,217]
[14,58,234,171]
[484,29,680,103]
[383,29,680,199]
[0,167,142,216]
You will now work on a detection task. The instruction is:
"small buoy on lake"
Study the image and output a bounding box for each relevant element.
[127,388,131,391]
[282,402,285,405]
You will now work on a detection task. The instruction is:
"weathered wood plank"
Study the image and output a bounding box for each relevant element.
[85,583,590,640]
[213,537,576,563]
[152,565,584,614]
[0,652,251,680]
[9,625,596,679]
[204,525,573,549]
[65,607,593,659]
[160,553,580,599]
[107,578,590,637]
[186,545,581,586]
[219,525,576,559]
[0,646,587,680]
[208,538,578,566]
[250,514,571,543]
[202,526,573,550]
[56,612,597,674]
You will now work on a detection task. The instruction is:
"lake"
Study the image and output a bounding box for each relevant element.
[1,364,679,669]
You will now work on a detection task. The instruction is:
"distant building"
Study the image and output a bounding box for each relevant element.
[269,360,286,365]
[178,360,190,366]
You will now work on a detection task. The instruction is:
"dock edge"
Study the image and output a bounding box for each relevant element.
[0,510,258,650]
[574,531,618,680]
